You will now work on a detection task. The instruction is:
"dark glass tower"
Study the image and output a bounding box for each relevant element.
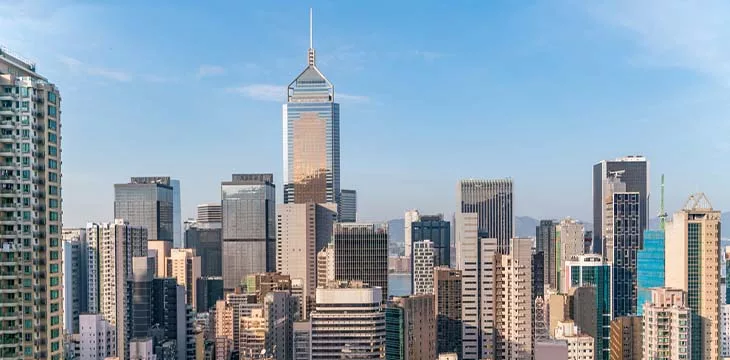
[114,176,174,241]
[592,156,648,255]
[411,214,450,266]
[536,220,557,290]
[458,178,514,254]
[333,223,389,302]
[221,174,275,290]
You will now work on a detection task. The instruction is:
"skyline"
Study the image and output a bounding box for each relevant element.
[3,1,730,227]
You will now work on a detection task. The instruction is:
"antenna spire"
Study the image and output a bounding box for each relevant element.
[308,8,315,66]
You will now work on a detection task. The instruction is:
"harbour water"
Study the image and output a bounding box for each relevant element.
[388,273,411,297]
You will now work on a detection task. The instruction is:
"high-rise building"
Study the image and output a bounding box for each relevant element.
[564,254,613,360]
[532,249,545,305]
[554,321,594,360]
[0,48,63,359]
[195,276,223,313]
[495,237,533,360]
[412,214,451,267]
[283,17,340,207]
[434,267,462,357]
[292,321,311,360]
[637,229,665,316]
[114,176,174,242]
[609,316,642,360]
[63,228,87,335]
[129,338,156,360]
[221,173,275,290]
[333,223,389,302]
[167,248,202,310]
[642,287,691,360]
[412,240,434,295]
[184,220,221,278]
[196,203,222,224]
[276,202,337,317]
[404,209,420,267]
[456,212,498,360]
[602,172,642,317]
[385,295,437,360]
[147,239,171,278]
[171,179,182,248]
[238,291,296,360]
[310,282,385,359]
[88,219,148,356]
[548,294,571,338]
[458,178,514,254]
[722,304,730,358]
[239,307,266,356]
[79,314,117,360]
[665,193,721,360]
[536,220,557,290]
[339,189,357,222]
[127,256,155,352]
[316,243,334,288]
[592,156,648,255]
[556,218,584,292]
[151,277,188,360]
[214,299,234,359]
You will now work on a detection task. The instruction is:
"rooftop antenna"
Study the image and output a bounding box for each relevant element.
[308,8,315,66]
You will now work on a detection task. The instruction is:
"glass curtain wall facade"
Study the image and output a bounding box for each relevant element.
[221,174,275,290]
[610,192,641,317]
[283,45,340,207]
[114,177,174,241]
[411,214,450,267]
[333,223,389,302]
[636,229,665,316]
[567,256,612,360]
[458,178,514,254]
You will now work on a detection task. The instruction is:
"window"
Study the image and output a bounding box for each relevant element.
[48,185,58,195]
[49,211,58,221]
[50,238,58,247]
[48,133,56,144]
[24,320,31,329]
[48,159,57,169]
[49,172,57,182]
[50,264,58,273]
[20,101,28,110]
[47,106,56,117]
[21,170,29,180]
[49,251,58,260]
[47,92,56,103]
[50,315,59,325]
[21,143,29,153]
[21,157,29,166]
[21,129,29,139]
[24,347,31,356]
[49,199,58,208]
[22,212,29,221]
[20,88,28,97]
[51,342,59,352]
[50,276,59,286]
[2,87,11,94]
[49,225,58,234]
[20,115,28,125]
[48,146,57,156]
[50,303,59,312]
[48,119,56,131]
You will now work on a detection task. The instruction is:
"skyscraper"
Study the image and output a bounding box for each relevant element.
[114,176,174,242]
[592,156,648,255]
[127,256,155,348]
[385,295,437,360]
[602,172,642,317]
[641,287,691,360]
[221,173,275,290]
[310,282,385,359]
[333,223,389,302]
[196,203,221,223]
[536,219,557,290]
[665,193,721,360]
[339,189,357,222]
[637,229,665,316]
[456,212,498,360]
[556,217,584,292]
[412,240,435,295]
[564,254,613,360]
[609,316,642,360]
[495,237,533,360]
[63,228,87,335]
[434,267,462,357]
[411,213,451,267]
[276,202,337,317]
[167,248,202,310]
[404,209,420,266]
[283,13,340,207]
[0,48,63,359]
[171,179,182,248]
[184,219,222,278]
[458,178,514,254]
[79,314,117,360]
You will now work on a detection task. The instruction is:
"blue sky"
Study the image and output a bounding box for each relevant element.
[2,0,730,226]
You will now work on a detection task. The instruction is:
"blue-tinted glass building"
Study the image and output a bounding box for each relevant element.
[411,214,450,267]
[283,41,340,207]
[636,229,665,315]
[566,255,612,360]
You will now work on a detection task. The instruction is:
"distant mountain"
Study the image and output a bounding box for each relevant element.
[515,216,539,238]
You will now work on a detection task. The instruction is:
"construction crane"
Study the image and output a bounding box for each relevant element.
[658,174,667,230]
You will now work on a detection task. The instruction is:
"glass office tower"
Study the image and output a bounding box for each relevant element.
[283,36,340,206]
[636,229,665,315]
[114,177,174,242]
[411,214,450,267]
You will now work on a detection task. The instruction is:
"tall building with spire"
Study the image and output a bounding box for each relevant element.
[283,10,340,208]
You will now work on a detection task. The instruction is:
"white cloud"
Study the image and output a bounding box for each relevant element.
[197,65,226,78]
[228,84,285,102]
[337,93,370,103]
[57,54,132,82]
[589,0,730,85]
